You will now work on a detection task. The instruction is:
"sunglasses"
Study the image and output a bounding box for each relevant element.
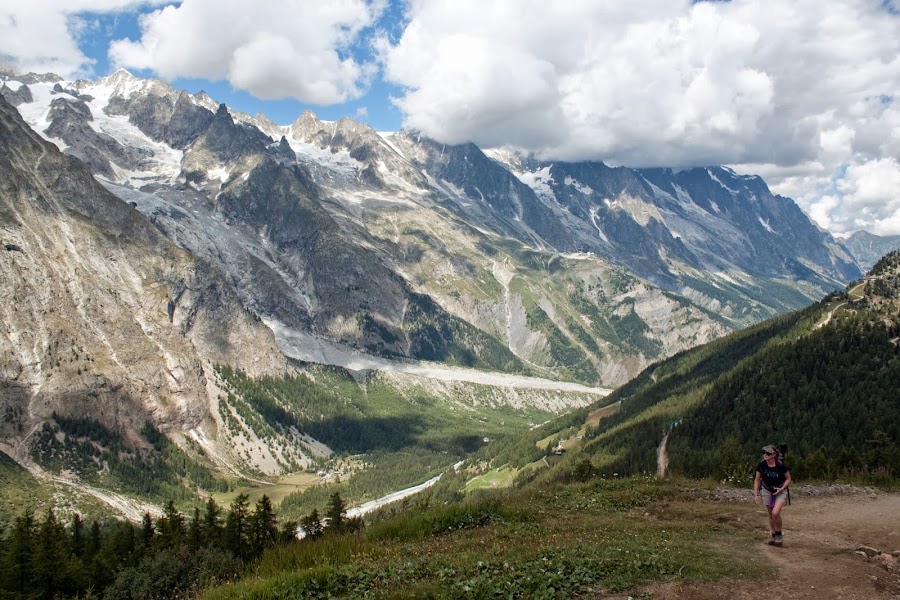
[764,451,775,456]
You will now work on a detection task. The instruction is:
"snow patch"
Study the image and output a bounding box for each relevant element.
[707,168,738,194]
[589,206,609,243]
[207,166,230,182]
[561,252,596,260]
[286,136,362,173]
[758,217,776,234]
[563,175,593,195]
[713,271,739,285]
[515,166,556,201]
[377,132,406,159]
[15,78,185,187]
[440,178,467,199]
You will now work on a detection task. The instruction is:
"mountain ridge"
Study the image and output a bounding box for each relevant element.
[1,68,868,388]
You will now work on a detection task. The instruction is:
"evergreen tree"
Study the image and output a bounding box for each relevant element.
[85,520,101,561]
[224,493,250,560]
[140,512,155,550]
[2,510,36,597]
[34,508,68,599]
[157,500,185,548]
[249,495,278,558]
[325,492,347,534]
[71,512,84,558]
[188,506,203,552]
[300,508,323,540]
[279,518,300,544]
[864,430,900,472]
[203,496,223,546]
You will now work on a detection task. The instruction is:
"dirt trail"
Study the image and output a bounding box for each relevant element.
[608,492,900,599]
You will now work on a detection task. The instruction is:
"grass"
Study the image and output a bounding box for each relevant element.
[200,477,772,600]
[464,467,519,492]
[214,471,322,508]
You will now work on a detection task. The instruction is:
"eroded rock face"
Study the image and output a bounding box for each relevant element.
[0,94,286,452]
[44,96,151,178]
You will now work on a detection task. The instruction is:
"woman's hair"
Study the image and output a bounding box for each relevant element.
[761,444,780,458]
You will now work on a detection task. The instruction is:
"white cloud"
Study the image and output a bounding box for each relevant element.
[762,156,900,237]
[108,0,384,104]
[0,1,167,78]
[3,0,899,236]
[381,0,900,234]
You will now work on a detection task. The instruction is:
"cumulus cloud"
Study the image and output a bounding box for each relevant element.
[108,0,384,104]
[4,0,899,235]
[0,1,167,78]
[380,0,900,234]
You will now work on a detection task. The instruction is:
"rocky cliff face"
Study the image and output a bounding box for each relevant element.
[487,154,861,296]
[0,94,286,463]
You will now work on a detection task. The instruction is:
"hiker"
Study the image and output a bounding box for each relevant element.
[753,444,792,547]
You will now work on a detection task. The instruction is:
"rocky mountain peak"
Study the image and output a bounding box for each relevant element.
[0,80,33,106]
[192,90,218,112]
[288,109,323,141]
[272,135,296,163]
[215,102,233,123]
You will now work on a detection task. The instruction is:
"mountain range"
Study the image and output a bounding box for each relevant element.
[0,68,881,512]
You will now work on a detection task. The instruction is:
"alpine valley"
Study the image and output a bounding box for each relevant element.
[0,69,868,524]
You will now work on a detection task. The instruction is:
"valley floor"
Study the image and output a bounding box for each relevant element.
[603,491,900,599]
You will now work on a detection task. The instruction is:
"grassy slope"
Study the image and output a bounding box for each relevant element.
[201,478,769,600]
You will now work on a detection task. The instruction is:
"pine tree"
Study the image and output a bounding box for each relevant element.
[71,513,85,558]
[279,518,300,544]
[203,496,223,546]
[325,492,346,534]
[157,500,185,547]
[249,495,278,558]
[188,507,202,552]
[85,520,101,561]
[34,508,68,599]
[300,508,323,540]
[141,512,155,550]
[2,510,36,597]
[224,493,250,560]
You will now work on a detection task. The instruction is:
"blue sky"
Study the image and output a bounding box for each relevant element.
[68,2,407,130]
[2,0,900,236]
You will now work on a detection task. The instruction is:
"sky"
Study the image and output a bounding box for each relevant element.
[1,0,899,237]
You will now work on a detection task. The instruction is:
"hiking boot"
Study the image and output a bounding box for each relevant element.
[772,533,783,547]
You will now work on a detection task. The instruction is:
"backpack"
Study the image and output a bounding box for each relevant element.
[777,443,791,506]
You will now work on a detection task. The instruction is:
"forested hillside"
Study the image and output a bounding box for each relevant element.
[564,251,900,482]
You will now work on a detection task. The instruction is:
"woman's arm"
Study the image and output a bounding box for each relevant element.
[776,470,791,494]
[753,471,762,503]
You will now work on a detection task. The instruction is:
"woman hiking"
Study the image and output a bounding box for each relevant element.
[753,444,792,547]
